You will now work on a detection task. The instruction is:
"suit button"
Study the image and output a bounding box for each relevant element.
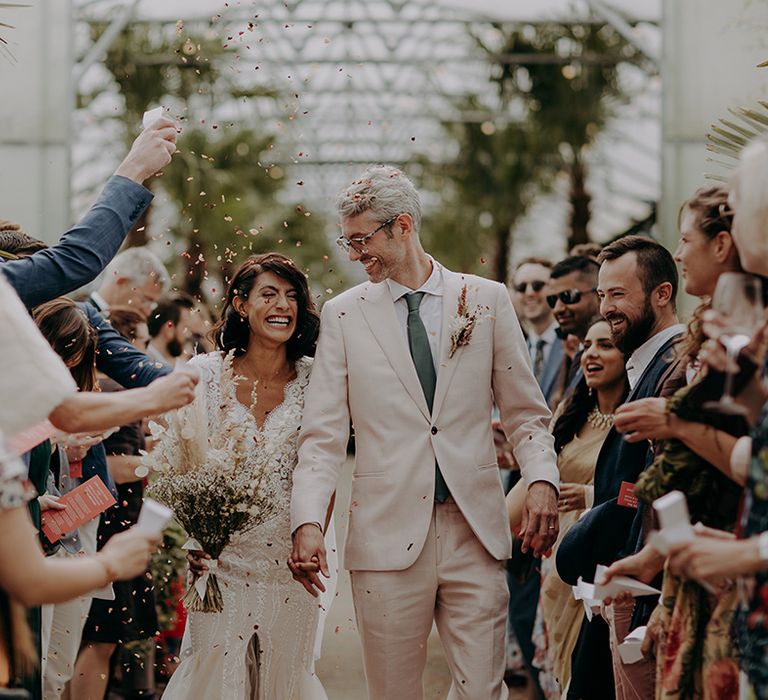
[431,426,438,435]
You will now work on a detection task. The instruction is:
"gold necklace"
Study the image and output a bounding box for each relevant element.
[587,405,614,430]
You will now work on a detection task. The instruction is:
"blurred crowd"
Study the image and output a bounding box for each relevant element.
[500,142,768,700]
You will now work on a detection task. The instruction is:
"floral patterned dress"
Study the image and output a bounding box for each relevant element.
[735,404,768,697]
[159,352,328,700]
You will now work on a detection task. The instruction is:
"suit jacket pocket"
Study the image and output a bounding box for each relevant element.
[477,462,498,471]
[353,471,387,478]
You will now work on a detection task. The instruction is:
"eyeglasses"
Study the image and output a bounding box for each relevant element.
[335,216,397,253]
[546,287,597,309]
[514,280,547,294]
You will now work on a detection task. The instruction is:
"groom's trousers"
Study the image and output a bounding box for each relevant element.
[350,498,509,700]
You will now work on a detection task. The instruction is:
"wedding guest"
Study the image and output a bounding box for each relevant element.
[557,236,685,699]
[0,280,184,695]
[660,137,768,697]
[0,440,160,693]
[0,119,176,309]
[513,258,564,406]
[546,255,602,399]
[508,319,628,696]
[604,186,746,699]
[72,308,159,700]
[89,247,169,318]
[147,292,195,364]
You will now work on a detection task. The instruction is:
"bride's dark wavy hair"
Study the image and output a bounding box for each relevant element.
[212,253,320,360]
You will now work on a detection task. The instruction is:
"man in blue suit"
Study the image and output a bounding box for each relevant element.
[557,236,685,700]
[513,257,566,407]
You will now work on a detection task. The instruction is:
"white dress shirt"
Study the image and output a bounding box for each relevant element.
[89,291,109,312]
[625,323,686,390]
[386,259,444,368]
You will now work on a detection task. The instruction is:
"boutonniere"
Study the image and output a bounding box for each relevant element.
[448,284,482,358]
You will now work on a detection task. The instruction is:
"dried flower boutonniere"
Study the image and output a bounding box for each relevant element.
[448,284,482,358]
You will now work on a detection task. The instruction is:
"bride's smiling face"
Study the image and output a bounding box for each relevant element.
[235,271,299,347]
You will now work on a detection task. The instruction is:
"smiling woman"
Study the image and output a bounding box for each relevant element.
[213,252,320,362]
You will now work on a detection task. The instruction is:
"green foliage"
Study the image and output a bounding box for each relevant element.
[418,98,557,280]
[81,21,335,297]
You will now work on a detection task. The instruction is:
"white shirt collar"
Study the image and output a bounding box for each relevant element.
[386,257,444,302]
[625,323,685,389]
[90,291,109,312]
[527,321,559,347]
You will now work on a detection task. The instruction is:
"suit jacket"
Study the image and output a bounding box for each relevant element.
[79,301,169,491]
[529,334,566,406]
[291,266,559,571]
[556,331,683,585]
[0,175,152,309]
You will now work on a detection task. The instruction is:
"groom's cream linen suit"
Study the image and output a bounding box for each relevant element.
[292,262,558,699]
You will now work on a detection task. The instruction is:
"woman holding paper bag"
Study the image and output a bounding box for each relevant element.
[508,319,627,696]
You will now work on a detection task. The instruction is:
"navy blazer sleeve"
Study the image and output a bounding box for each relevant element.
[81,303,170,493]
[0,175,153,308]
[82,303,170,388]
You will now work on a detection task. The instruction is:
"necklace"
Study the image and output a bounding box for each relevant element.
[587,405,614,430]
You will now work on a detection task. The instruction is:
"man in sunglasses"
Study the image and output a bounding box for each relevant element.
[547,255,601,342]
[513,258,564,407]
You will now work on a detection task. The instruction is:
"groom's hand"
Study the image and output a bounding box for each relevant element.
[289,523,329,597]
[520,482,559,557]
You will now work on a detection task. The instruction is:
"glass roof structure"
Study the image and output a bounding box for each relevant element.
[73,0,661,255]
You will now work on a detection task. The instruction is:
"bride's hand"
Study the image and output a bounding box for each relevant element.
[187,549,211,578]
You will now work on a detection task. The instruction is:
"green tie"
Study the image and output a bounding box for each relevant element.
[405,292,450,503]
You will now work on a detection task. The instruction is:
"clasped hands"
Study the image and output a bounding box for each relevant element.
[288,523,329,597]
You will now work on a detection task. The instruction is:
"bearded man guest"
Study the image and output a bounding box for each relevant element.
[557,235,685,700]
[289,165,560,700]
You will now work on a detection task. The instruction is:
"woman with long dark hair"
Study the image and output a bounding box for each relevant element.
[508,319,627,696]
[156,253,329,699]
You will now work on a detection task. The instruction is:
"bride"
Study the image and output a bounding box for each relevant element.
[157,253,330,699]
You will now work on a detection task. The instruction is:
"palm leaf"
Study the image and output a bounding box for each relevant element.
[705,63,768,176]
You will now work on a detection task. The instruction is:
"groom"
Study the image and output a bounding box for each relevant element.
[289,166,560,699]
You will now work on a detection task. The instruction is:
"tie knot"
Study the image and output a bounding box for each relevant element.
[536,338,546,350]
[405,291,426,312]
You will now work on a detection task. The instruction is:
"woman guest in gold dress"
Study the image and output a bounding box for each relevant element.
[508,319,628,695]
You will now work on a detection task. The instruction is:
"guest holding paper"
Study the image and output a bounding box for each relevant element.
[508,319,627,696]
[602,186,748,700]
[72,308,160,700]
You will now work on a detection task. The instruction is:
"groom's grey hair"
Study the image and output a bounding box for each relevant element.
[336,165,422,234]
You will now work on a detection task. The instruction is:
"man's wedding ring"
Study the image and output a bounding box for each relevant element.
[547,526,556,530]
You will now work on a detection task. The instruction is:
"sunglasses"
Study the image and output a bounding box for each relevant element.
[546,287,597,309]
[513,280,547,294]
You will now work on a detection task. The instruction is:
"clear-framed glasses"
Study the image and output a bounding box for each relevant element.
[335,216,397,253]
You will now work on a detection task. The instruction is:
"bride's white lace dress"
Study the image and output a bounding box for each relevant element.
[160,352,327,700]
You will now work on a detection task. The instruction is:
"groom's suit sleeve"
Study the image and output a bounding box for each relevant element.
[491,283,560,492]
[291,300,350,533]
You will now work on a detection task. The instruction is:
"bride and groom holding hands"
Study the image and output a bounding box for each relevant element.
[158,165,561,699]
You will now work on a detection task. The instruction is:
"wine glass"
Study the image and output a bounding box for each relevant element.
[703,272,764,415]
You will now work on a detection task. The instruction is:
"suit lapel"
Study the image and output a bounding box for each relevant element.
[432,270,465,420]
[357,282,431,420]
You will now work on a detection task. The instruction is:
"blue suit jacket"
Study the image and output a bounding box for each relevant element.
[556,331,683,585]
[529,336,566,405]
[0,175,153,308]
[80,302,170,492]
